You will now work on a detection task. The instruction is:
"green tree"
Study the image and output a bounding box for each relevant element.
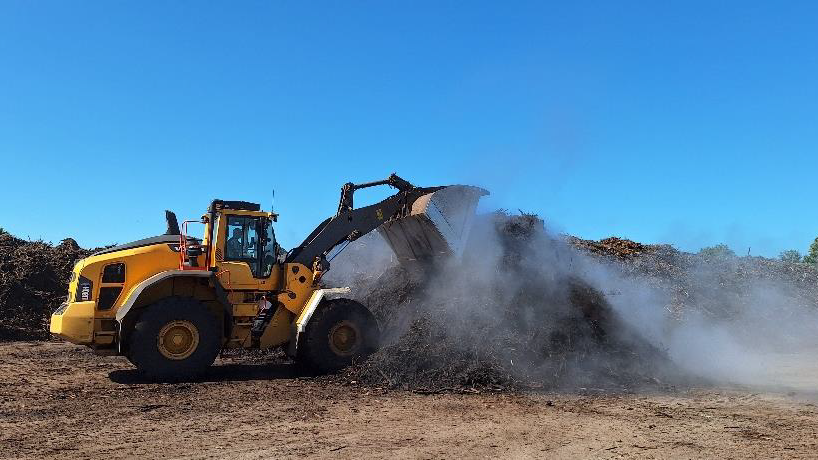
[803,237,818,265]
[780,249,802,263]
[698,244,736,259]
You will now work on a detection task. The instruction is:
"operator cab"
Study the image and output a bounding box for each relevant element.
[206,200,280,283]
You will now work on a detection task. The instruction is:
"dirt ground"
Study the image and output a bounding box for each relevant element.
[1,342,817,459]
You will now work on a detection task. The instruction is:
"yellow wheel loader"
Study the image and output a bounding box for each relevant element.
[49,174,486,381]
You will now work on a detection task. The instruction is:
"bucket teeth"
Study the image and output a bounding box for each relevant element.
[378,185,488,264]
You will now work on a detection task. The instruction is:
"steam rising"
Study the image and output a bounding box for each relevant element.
[326,212,818,392]
[596,257,818,391]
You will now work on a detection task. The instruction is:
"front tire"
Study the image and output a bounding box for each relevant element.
[129,296,221,382]
[300,299,379,373]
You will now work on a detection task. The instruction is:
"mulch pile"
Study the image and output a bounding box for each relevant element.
[333,213,674,393]
[567,235,818,321]
[0,232,95,340]
[332,217,818,393]
[567,236,649,259]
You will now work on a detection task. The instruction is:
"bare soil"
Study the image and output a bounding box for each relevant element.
[2,341,817,459]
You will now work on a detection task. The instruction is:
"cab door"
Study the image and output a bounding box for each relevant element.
[217,214,275,290]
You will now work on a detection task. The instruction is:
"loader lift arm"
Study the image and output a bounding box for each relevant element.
[286,174,444,267]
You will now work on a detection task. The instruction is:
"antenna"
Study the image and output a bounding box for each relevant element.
[271,189,275,213]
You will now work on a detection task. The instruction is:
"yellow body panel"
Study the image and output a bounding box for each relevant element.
[99,245,187,318]
[259,306,294,348]
[50,243,188,347]
[277,263,317,315]
[49,206,322,355]
[232,303,259,317]
[216,261,263,290]
[50,301,96,344]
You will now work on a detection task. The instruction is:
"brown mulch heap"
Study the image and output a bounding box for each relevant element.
[0,233,94,341]
[566,236,648,259]
[567,235,818,321]
[332,213,673,393]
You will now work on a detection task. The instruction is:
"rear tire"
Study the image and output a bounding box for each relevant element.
[129,296,220,382]
[299,299,379,373]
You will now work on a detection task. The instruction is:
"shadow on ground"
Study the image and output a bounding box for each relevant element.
[108,362,312,384]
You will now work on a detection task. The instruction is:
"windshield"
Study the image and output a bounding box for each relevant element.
[225,215,275,278]
[226,216,258,260]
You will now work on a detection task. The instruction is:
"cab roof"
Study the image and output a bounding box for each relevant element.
[209,200,261,212]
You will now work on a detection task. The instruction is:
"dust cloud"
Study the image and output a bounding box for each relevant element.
[325,210,818,392]
[326,213,667,391]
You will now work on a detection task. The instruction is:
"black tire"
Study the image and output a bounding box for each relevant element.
[129,296,221,382]
[299,298,380,373]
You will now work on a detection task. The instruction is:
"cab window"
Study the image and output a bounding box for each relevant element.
[225,216,258,260]
[224,215,276,278]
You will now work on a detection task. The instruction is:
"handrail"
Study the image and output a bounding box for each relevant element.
[179,220,208,271]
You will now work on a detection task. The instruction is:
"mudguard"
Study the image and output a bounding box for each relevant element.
[114,270,213,322]
[286,287,351,357]
[115,270,230,353]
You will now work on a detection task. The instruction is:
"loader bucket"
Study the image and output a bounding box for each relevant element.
[378,185,489,263]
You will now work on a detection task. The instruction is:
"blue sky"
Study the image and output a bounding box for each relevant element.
[1,1,817,257]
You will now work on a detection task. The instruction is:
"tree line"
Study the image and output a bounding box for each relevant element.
[698,239,818,264]
[779,238,818,264]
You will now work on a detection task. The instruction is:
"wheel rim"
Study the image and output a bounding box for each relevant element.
[328,320,360,356]
[157,320,200,360]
